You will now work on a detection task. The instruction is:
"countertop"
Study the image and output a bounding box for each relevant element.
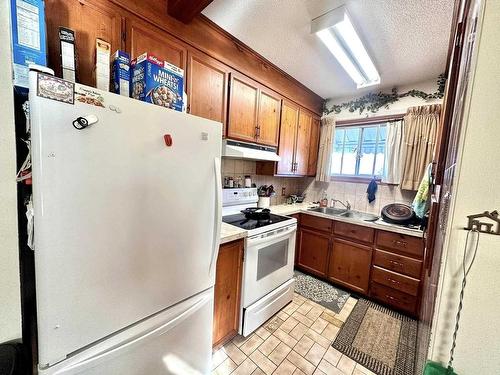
[219,202,423,245]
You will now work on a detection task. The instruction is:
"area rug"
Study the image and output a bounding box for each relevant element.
[332,299,417,375]
[294,271,350,314]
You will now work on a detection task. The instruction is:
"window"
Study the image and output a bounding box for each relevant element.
[331,123,386,178]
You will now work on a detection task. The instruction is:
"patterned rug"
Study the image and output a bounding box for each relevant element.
[294,271,350,314]
[332,299,417,375]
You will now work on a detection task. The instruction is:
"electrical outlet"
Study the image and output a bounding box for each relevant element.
[281,187,286,196]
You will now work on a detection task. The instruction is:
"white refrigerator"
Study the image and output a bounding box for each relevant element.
[29,71,222,374]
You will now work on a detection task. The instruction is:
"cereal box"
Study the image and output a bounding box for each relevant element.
[131,53,184,111]
[111,50,130,96]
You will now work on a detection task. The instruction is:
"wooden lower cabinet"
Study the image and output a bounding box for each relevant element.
[328,238,372,294]
[213,240,243,347]
[297,228,330,277]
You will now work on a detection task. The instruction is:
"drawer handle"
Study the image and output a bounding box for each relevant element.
[388,278,400,285]
[385,295,398,302]
[392,239,408,248]
[389,260,403,267]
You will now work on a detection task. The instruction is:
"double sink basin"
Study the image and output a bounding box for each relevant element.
[308,207,380,222]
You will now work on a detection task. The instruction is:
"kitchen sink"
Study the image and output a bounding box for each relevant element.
[308,207,347,215]
[339,210,379,221]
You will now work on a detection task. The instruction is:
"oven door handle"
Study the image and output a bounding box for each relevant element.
[247,226,296,247]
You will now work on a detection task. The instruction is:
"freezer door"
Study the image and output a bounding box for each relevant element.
[40,289,214,375]
[29,73,222,366]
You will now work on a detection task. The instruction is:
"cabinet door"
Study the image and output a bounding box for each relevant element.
[45,0,123,86]
[276,100,299,175]
[297,228,330,278]
[187,50,230,137]
[328,238,372,294]
[307,116,321,176]
[125,15,187,70]
[294,109,313,175]
[257,89,281,147]
[213,240,243,347]
[227,74,259,143]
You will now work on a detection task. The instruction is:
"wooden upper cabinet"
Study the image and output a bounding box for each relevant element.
[45,0,122,87]
[125,15,187,70]
[227,73,260,143]
[276,101,299,175]
[308,116,321,176]
[295,110,313,175]
[257,89,281,147]
[187,49,230,136]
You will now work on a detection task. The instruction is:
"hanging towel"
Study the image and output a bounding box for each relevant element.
[366,178,378,203]
[413,163,433,218]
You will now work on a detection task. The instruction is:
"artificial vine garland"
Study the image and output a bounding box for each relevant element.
[323,74,446,115]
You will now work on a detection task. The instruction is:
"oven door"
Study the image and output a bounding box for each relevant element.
[243,223,296,307]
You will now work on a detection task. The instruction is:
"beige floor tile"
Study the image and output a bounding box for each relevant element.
[251,368,266,375]
[232,335,249,348]
[273,329,298,348]
[306,307,324,321]
[321,323,340,341]
[240,334,264,356]
[310,317,328,334]
[286,350,316,375]
[233,358,258,375]
[323,347,342,366]
[212,348,229,370]
[255,326,271,340]
[280,316,300,333]
[305,329,331,349]
[263,316,285,333]
[293,368,307,375]
[268,342,292,365]
[320,312,344,327]
[276,310,289,321]
[337,355,356,375]
[291,311,314,327]
[249,349,277,375]
[317,358,344,375]
[296,302,314,316]
[223,342,247,365]
[289,322,309,341]
[304,342,327,367]
[273,359,297,375]
[282,302,300,315]
[293,335,315,356]
[313,369,327,375]
[258,335,280,356]
[336,308,351,322]
[354,363,376,375]
[212,357,238,375]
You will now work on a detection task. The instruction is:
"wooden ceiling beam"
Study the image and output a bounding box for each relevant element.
[167,0,214,23]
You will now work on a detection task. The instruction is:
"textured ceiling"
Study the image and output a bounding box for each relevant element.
[203,0,454,99]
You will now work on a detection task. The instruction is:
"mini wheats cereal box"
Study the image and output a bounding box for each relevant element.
[111,50,130,96]
[131,53,184,111]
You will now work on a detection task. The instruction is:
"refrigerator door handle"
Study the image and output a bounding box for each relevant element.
[209,157,222,277]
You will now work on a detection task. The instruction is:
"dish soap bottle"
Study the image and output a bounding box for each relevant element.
[320,191,328,207]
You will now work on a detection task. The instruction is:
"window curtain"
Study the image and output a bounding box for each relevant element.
[383,119,405,184]
[400,104,441,190]
[315,116,335,182]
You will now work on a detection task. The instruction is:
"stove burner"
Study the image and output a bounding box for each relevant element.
[240,207,271,221]
[222,211,292,231]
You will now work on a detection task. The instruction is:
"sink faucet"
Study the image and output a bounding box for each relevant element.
[331,199,351,211]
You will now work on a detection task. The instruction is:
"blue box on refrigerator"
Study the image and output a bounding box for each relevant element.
[10,0,48,88]
[111,50,130,96]
[131,53,184,111]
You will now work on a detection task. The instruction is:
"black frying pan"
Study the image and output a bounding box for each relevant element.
[381,203,415,225]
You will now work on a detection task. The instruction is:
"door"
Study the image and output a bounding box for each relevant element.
[213,240,243,347]
[30,76,222,366]
[125,15,187,70]
[328,238,372,294]
[41,289,214,375]
[227,73,260,143]
[45,0,123,86]
[295,109,313,175]
[297,228,330,277]
[257,89,281,147]
[308,116,321,176]
[187,49,230,137]
[276,100,299,175]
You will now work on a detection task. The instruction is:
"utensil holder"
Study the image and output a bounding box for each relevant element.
[258,197,271,208]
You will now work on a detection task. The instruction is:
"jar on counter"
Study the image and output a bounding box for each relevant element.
[244,175,252,188]
[228,177,234,188]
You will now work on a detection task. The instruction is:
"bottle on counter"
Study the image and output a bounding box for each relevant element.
[228,177,234,188]
[320,190,328,207]
[244,175,252,188]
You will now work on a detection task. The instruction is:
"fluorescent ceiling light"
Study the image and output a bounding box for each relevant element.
[312,6,380,89]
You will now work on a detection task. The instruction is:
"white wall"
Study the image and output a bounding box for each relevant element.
[0,0,22,343]
[430,1,500,373]
[326,78,443,121]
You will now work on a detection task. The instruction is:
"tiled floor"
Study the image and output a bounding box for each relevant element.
[212,293,376,375]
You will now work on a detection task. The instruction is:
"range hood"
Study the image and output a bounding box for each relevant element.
[222,140,281,162]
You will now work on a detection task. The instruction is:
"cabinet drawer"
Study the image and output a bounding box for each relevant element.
[334,221,374,243]
[373,249,422,279]
[370,282,417,315]
[371,266,420,296]
[301,214,333,233]
[376,231,424,258]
